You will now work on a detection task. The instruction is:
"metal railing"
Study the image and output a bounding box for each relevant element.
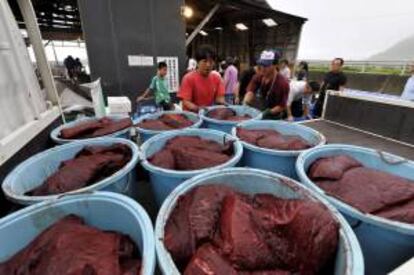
[300,60,412,75]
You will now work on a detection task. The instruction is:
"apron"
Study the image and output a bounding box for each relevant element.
[253,74,277,111]
[259,74,285,120]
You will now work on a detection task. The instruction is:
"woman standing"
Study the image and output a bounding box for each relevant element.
[296,61,309,81]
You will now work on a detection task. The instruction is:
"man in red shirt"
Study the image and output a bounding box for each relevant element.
[178,45,226,112]
[243,50,290,120]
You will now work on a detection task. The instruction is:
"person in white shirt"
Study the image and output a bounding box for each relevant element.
[286,80,321,121]
[401,63,414,101]
[186,58,197,73]
[279,59,291,80]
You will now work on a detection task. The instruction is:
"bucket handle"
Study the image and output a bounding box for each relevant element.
[350,220,362,229]
[137,150,145,164]
[118,171,133,194]
[377,150,408,165]
[55,190,95,200]
[199,107,208,115]
[135,132,142,146]
[223,134,237,145]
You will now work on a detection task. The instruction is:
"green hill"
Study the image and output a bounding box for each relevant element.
[370,34,414,61]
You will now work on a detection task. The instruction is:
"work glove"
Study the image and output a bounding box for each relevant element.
[261,109,272,119]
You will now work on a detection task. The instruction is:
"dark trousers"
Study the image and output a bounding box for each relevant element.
[314,90,326,118]
[225,94,235,105]
[291,99,304,117]
[158,101,173,111]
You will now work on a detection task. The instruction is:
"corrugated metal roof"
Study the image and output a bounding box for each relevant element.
[9,0,306,40]
[186,0,307,22]
[9,0,82,40]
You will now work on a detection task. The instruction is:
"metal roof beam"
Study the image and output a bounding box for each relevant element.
[186,3,220,47]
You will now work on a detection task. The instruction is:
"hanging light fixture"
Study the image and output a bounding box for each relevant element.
[262,18,278,27]
[181,5,194,19]
[235,23,248,31]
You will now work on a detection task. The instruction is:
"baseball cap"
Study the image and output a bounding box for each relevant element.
[257,50,281,67]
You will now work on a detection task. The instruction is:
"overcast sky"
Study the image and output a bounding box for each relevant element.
[267,0,414,60]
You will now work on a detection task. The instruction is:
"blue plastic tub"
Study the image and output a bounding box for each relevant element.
[155,168,364,275]
[50,115,136,144]
[0,192,155,275]
[135,111,202,143]
[232,120,326,179]
[296,144,414,275]
[141,129,243,205]
[199,105,262,134]
[2,138,140,205]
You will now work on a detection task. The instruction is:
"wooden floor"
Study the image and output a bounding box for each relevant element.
[303,120,414,160]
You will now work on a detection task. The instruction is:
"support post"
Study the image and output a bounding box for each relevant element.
[294,24,303,64]
[51,40,59,66]
[17,0,65,122]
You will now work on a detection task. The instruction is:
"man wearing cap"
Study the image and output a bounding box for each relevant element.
[243,50,290,120]
[179,45,226,112]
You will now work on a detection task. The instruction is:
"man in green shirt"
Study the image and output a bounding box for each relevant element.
[136,61,174,110]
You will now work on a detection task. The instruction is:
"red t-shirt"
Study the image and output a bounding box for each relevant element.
[247,73,289,109]
[178,71,225,110]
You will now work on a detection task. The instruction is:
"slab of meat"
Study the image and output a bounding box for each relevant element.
[60,117,132,139]
[316,167,414,214]
[284,136,313,150]
[188,185,236,243]
[207,108,236,120]
[308,155,362,180]
[165,185,339,274]
[136,114,194,130]
[165,186,235,271]
[136,119,173,131]
[374,199,414,223]
[165,191,197,271]
[252,194,339,274]
[207,108,252,121]
[309,155,414,223]
[237,128,312,151]
[257,135,311,151]
[74,144,132,178]
[173,147,231,170]
[256,135,292,150]
[0,215,141,275]
[226,115,253,122]
[28,144,131,196]
[148,149,175,169]
[219,194,275,270]
[184,244,238,275]
[160,114,194,129]
[60,120,103,139]
[166,136,228,153]
[149,136,234,171]
[91,118,133,137]
[237,128,280,145]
